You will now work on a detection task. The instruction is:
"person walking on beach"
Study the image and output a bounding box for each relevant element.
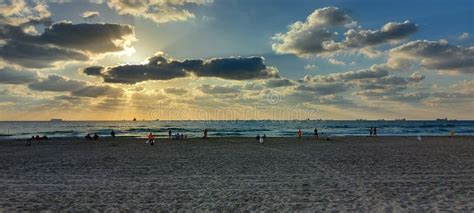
[111,130,115,139]
[256,134,260,142]
[203,129,208,139]
[168,129,172,138]
[298,129,302,138]
[314,128,318,139]
[369,128,373,136]
[373,127,377,136]
[147,133,155,145]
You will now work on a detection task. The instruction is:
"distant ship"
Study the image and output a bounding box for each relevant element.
[395,118,406,121]
[50,119,63,122]
[436,118,448,121]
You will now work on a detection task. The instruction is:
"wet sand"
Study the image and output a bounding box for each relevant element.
[0,136,473,211]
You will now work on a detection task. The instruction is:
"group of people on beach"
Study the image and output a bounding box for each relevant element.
[369,127,378,136]
[85,133,100,140]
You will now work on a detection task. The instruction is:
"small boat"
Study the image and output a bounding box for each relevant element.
[395,118,406,121]
[436,118,448,121]
[50,119,63,122]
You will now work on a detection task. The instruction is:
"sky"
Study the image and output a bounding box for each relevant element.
[0,0,473,120]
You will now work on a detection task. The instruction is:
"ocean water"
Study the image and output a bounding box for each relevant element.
[0,120,473,139]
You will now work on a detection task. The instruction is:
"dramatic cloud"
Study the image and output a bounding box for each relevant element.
[0,22,135,68]
[83,53,279,84]
[0,67,38,84]
[388,40,474,74]
[0,41,89,68]
[272,7,417,57]
[28,74,124,98]
[106,0,212,24]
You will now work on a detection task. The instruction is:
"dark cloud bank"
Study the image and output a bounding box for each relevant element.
[83,54,279,84]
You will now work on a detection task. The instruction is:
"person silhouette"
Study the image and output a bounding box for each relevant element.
[298,129,302,138]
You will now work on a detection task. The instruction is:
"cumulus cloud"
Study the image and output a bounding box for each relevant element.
[0,67,38,84]
[304,64,390,83]
[388,40,474,74]
[0,0,51,26]
[81,11,100,20]
[342,21,417,48]
[105,0,212,24]
[458,32,469,40]
[0,22,135,68]
[83,53,279,84]
[272,6,417,57]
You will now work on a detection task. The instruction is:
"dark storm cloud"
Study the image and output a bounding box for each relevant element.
[0,22,135,68]
[0,67,38,84]
[389,40,474,74]
[83,54,279,84]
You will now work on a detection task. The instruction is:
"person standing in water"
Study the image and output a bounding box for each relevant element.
[111,130,115,139]
[369,128,373,136]
[373,127,377,136]
[314,128,318,139]
[203,129,208,139]
[298,129,302,138]
[168,129,172,138]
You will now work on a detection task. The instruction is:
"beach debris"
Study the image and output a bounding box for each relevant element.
[417,136,422,141]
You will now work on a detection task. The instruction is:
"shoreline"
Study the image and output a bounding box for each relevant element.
[2,135,473,141]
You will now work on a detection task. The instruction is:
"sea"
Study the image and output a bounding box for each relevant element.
[0,120,473,139]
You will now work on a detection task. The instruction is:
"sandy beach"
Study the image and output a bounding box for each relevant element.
[0,136,473,211]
